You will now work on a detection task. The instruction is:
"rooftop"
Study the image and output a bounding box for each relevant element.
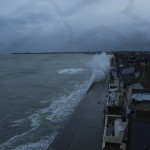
[128,119,150,150]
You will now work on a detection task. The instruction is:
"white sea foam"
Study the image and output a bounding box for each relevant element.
[58,68,83,75]
[87,52,112,89]
[40,99,50,104]
[1,81,88,150]
[0,114,11,122]
[1,114,42,149]
[0,54,100,150]
[46,81,88,122]
[1,56,95,150]
[11,117,28,127]
[11,112,41,129]
[29,114,41,128]
[12,135,56,150]
[0,128,34,150]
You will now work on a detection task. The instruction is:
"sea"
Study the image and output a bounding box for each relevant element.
[0,53,101,150]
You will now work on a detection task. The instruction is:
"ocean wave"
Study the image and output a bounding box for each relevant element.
[12,134,57,150]
[58,68,83,75]
[1,81,89,150]
[1,114,41,149]
[87,53,112,91]
[46,81,88,122]
[0,128,35,150]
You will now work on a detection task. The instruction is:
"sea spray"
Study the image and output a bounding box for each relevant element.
[87,52,112,92]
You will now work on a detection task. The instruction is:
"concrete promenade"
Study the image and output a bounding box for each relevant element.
[48,82,108,150]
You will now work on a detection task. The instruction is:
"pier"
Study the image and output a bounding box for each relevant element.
[48,82,108,150]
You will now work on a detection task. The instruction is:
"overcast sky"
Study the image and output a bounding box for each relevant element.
[0,0,150,53]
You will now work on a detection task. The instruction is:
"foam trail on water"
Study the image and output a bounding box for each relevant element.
[46,81,88,123]
[87,52,112,92]
[58,68,83,75]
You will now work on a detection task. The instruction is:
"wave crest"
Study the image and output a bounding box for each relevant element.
[58,68,83,75]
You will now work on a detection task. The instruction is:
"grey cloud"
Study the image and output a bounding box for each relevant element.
[0,0,150,53]
[62,0,97,17]
[60,23,150,51]
[59,25,126,51]
[0,12,54,30]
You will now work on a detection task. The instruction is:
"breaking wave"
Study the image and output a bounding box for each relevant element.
[0,53,111,150]
[12,135,56,150]
[0,81,88,150]
[58,68,83,75]
[87,52,112,90]
[46,81,88,122]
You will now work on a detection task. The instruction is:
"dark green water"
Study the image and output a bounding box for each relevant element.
[0,54,92,150]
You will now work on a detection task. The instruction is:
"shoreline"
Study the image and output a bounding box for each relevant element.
[48,81,108,150]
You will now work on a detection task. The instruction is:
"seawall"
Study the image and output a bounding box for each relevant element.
[48,81,108,150]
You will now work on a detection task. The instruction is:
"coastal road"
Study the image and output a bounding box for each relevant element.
[48,81,108,150]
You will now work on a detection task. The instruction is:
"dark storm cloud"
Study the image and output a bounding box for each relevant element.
[60,25,126,50]
[60,25,150,52]
[62,0,97,17]
[0,12,53,30]
[0,0,150,53]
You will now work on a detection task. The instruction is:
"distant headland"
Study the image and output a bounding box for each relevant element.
[11,51,150,55]
[11,51,103,54]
